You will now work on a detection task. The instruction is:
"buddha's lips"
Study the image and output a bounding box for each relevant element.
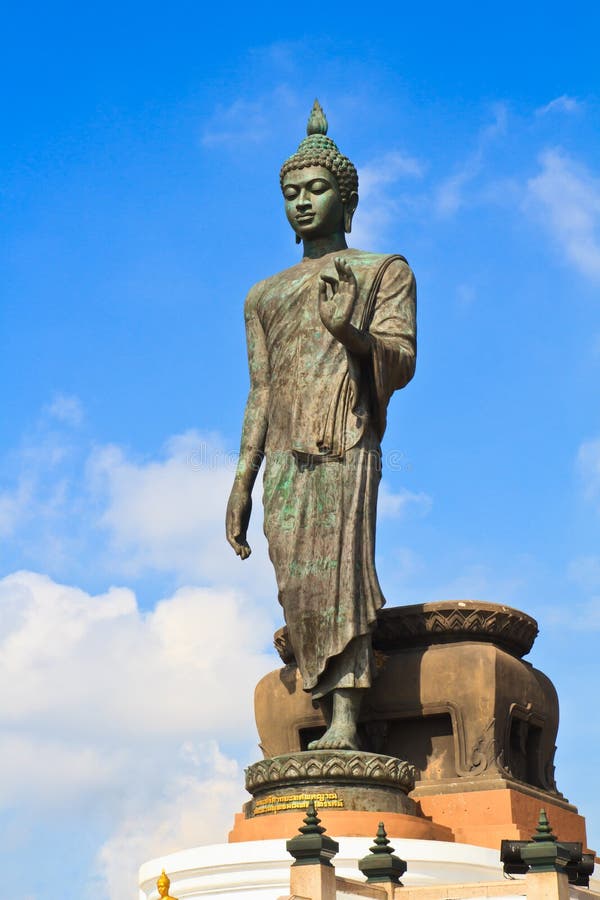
[296,214,315,223]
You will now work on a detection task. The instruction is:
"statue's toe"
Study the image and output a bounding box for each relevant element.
[307,727,360,751]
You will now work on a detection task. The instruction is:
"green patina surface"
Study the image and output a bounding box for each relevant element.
[289,557,338,579]
[226,101,416,714]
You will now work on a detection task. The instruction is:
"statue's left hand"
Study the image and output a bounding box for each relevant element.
[226,485,252,560]
[319,257,358,342]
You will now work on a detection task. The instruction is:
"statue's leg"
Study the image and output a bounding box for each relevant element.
[308,688,364,751]
[307,634,372,750]
[316,692,333,727]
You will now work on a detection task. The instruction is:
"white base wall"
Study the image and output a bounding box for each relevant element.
[139,837,508,900]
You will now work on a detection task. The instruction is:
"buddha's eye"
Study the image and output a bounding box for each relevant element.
[310,180,330,194]
[283,186,299,200]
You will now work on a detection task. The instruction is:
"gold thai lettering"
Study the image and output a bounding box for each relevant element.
[253,791,344,815]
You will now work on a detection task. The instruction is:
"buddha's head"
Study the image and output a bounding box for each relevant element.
[280,100,359,243]
[156,870,171,897]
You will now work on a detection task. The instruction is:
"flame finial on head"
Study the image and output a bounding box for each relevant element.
[307,99,328,136]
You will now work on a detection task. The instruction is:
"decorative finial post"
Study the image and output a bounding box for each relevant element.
[286,803,339,900]
[501,811,594,887]
[358,822,407,884]
[521,809,570,873]
[531,809,557,842]
[286,800,339,864]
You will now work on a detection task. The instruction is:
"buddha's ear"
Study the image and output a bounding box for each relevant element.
[344,191,359,234]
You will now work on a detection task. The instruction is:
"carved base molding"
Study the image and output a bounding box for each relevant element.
[246,750,417,794]
[244,750,418,820]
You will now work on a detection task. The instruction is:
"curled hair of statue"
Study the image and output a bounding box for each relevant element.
[280,99,359,204]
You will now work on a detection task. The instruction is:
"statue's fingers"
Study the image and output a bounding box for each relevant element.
[318,280,329,302]
[334,257,347,278]
[335,257,349,273]
[320,274,338,292]
[239,542,252,560]
[340,260,356,283]
[335,261,346,281]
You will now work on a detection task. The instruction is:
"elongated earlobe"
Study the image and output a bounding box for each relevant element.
[344,190,359,234]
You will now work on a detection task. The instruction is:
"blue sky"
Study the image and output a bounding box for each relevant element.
[2,3,600,898]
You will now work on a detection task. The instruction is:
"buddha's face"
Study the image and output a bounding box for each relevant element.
[282,165,345,240]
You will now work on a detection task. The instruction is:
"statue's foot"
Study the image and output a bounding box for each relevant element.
[308,725,360,751]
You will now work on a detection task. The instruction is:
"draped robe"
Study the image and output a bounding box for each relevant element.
[244,249,416,696]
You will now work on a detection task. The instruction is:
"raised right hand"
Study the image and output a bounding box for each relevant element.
[318,256,358,341]
[226,485,252,559]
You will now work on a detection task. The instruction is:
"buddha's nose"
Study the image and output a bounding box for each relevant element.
[296,190,311,210]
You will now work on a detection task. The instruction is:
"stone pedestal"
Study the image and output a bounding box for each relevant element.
[240,600,590,851]
[228,750,457,843]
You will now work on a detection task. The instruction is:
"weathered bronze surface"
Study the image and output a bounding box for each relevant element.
[226,101,416,751]
[255,600,564,803]
[274,600,539,662]
[244,750,417,819]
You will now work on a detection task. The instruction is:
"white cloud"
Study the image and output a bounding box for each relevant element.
[436,170,472,218]
[526,150,600,280]
[201,98,270,146]
[0,569,277,896]
[351,151,424,248]
[435,104,507,217]
[0,409,275,590]
[0,733,124,810]
[0,404,83,554]
[360,153,424,192]
[535,95,581,116]
[0,570,274,744]
[45,393,84,426]
[97,741,244,900]
[378,482,432,519]
[199,83,302,149]
[88,430,275,590]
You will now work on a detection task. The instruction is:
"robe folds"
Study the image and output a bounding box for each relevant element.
[244,249,416,695]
